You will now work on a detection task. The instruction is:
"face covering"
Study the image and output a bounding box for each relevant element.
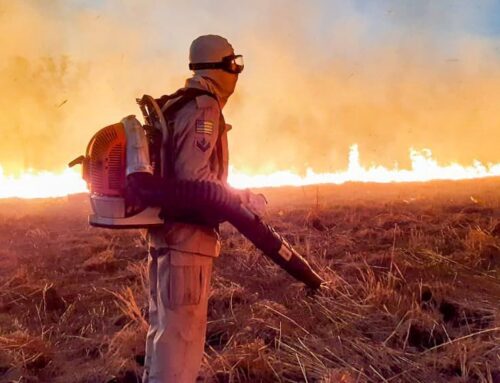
[187,35,241,108]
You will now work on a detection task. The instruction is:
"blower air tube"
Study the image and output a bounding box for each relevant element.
[129,173,324,290]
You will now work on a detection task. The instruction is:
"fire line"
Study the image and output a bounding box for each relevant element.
[1,145,499,199]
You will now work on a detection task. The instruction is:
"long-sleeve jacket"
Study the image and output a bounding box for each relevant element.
[147,83,229,257]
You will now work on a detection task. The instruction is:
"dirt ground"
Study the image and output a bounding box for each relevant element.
[0,178,499,383]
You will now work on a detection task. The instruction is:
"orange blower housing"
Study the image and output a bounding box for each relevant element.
[84,123,127,197]
[71,115,163,228]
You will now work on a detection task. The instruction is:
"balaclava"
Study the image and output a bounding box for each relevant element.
[188,35,239,108]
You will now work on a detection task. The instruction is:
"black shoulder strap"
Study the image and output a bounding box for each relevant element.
[161,88,217,115]
[159,88,219,179]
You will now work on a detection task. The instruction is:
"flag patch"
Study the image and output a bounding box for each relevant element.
[195,120,214,135]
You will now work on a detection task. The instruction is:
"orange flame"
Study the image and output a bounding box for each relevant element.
[0,145,499,199]
[0,167,86,199]
[229,145,500,188]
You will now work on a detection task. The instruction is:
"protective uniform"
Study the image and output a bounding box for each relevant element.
[143,35,239,383]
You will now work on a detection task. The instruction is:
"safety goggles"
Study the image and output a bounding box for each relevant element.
[189,54,244,74]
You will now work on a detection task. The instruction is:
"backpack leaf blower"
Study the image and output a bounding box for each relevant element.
[69,94,324,289]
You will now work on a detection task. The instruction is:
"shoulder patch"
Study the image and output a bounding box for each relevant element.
[195,94,219,109]
[196,137,211,152]
[195,120,214,135]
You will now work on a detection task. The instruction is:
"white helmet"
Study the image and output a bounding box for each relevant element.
[188,35,243,106]
[189,35,244,74]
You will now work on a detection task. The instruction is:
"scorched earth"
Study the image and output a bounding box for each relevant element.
[0,179,499,383]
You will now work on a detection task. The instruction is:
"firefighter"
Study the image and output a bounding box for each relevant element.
[142,35,264,383]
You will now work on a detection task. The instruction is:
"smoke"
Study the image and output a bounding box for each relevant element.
[0,0,499,175]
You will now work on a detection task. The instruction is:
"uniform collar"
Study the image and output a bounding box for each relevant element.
[185,75,225,109]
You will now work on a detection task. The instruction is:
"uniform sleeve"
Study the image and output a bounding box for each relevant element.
[172,97,221,182]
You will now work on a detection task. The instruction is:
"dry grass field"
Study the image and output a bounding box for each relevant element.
[0,178,499,383]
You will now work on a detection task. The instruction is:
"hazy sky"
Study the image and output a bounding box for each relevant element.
[0,0,499,174]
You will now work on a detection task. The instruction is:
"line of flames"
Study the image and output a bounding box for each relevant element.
[1,145,499,199]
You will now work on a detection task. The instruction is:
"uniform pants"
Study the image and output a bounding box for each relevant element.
[142,248,213,383]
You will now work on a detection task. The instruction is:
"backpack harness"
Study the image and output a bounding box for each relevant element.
[155,88,226,181]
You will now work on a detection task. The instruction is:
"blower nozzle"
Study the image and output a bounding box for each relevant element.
[128,173,324,290]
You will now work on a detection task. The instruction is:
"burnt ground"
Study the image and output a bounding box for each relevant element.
[0,178,499,383]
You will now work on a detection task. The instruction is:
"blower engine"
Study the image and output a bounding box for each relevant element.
[69,115,163,228]
[69,95,324,289]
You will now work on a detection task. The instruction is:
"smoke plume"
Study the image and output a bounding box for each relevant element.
[0,0,499,175]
